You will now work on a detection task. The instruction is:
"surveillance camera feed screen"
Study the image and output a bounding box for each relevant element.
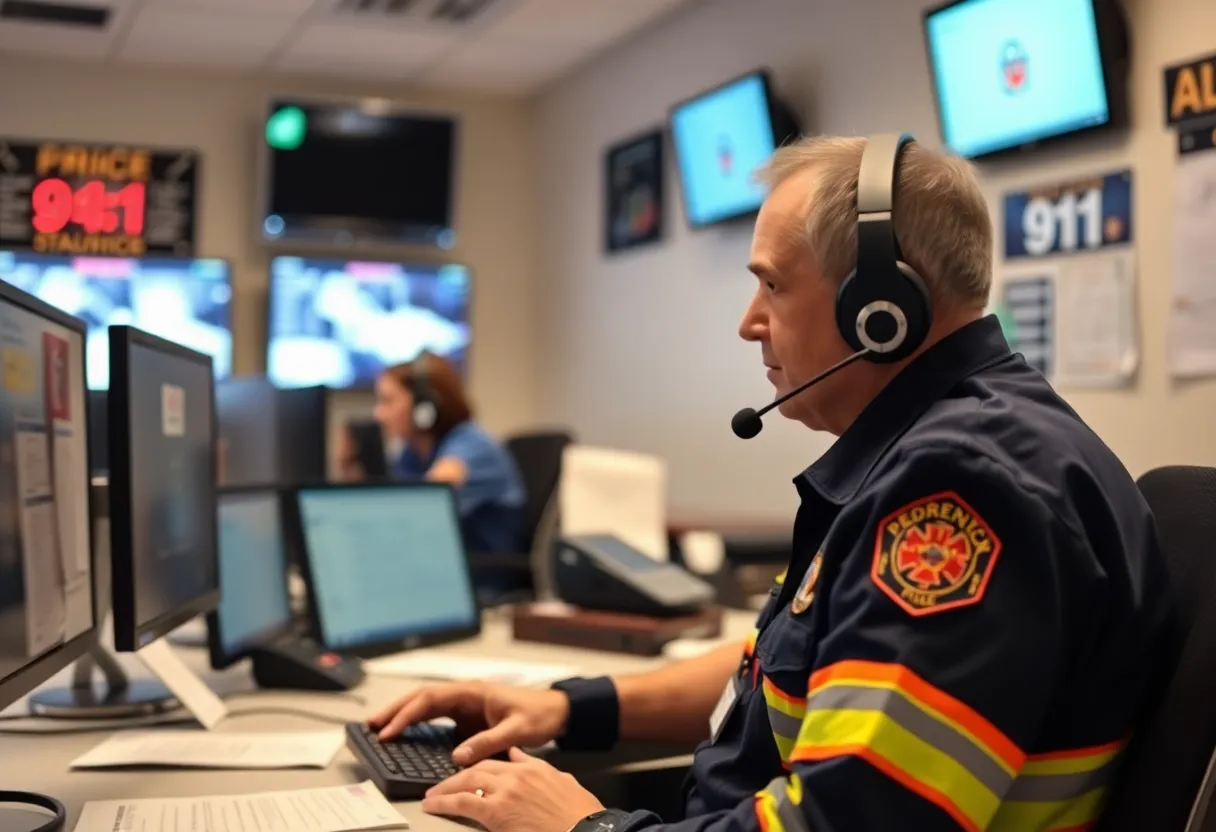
[267,256,470,390]
[0,252,232,390]
[127,341,217,644]
[0,295,93,685]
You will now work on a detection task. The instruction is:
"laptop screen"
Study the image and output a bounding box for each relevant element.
[215,491,293,659]
[297,484,477,651]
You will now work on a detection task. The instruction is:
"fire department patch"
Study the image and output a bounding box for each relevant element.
[791,551,823,615]
[871,491,1002,617]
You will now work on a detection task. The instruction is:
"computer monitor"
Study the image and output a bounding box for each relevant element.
[208,489,294,667]
[108,325,219,652]
[206,487,363,691]
[0,251,233,390]
[216,377,327,488]
[0,279,97,712]
[290,482,479,658]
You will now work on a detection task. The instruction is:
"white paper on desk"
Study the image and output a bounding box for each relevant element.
[70,730,344,770]
[1168,140,1216,378]
[365,653,579,687]
[72,780,408,832]
[560,445,668,561]
[1053,251,1139,389]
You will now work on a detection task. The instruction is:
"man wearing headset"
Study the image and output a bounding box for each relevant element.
[367,134,1175,832]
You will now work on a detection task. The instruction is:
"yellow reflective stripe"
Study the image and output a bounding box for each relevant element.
[792,708,999,832]
[1019,742,1123,776]
[763,677,806,763]
[754,776,810,832]
[988,785,1108,831]
[745,628,759,654]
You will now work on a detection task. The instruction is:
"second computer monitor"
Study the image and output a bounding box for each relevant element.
[108,325,219,652]
[0,279,98,710]
[208,489,294,668]
[291,482,479,657]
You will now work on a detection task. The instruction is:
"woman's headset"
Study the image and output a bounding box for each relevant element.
[834,132,933,363]
[0,791,67,832]
[409,352,440,433]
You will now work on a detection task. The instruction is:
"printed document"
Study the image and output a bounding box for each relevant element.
[365,652,578,687]
[70,730,344,770]
[72,780,408,832]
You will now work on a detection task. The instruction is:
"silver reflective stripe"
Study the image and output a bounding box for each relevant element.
[807,684,1014,798]
[1004,757,1120,802]
[767,706,802,740]
[763,777,811,832]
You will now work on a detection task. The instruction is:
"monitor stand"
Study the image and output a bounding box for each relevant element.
[28,639,228,729]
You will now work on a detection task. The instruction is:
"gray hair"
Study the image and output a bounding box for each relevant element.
[756,136,993,308]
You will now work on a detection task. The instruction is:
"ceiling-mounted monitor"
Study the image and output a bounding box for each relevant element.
[669,69,802,229]
[266,256,471,391]
[923,0,1130,160]
[0,251,232,390]
[258,98,458,251]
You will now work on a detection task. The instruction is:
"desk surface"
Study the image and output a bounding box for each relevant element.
[0,608,755,831]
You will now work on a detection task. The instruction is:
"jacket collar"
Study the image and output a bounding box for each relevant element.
[800,315,1013,505]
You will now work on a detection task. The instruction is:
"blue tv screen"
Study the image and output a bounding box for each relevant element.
[924,0,1112,159]
[0,252,232,390]
[671,72,785,228]
[266,256,470,390]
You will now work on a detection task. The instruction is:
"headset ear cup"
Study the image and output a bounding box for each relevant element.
[834,262,933,363]
[413,400,438,432]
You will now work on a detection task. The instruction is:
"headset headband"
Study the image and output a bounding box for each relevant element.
[855,132,914,276]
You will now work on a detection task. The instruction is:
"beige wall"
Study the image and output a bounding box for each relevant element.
[0,55,542,441]
[534,0,1216,519]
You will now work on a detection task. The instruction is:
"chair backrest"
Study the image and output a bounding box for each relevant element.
[1097,465,1216,832]
[559,444,669,561]
[505,430,574,553]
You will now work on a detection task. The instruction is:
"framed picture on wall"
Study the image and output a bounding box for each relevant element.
[604,128,664,254]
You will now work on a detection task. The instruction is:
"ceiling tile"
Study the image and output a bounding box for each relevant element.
[118,7,295,68]
[139,0,315,14]
[486,0,684,46]
[273,22,457,78]
[0,0,139,60]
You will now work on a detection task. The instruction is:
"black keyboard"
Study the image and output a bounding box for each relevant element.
[345,721,462,800]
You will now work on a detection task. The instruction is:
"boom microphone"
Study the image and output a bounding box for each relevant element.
[731,349,872,439]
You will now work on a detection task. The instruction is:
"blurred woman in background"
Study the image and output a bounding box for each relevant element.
[340,352,525,556]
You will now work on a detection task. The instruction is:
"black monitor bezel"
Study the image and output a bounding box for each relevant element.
[205,485,299,671]
[920,0,1130,162]
[286,480,482,658]
[263,254,475,393]
[108,324,220,652]
[667,67,802,230]
[0,280,100,711]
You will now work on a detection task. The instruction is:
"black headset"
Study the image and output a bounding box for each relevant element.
[834,132,932,364]
[0,791,66,832]
[409,352,440,432]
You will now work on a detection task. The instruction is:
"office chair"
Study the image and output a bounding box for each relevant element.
[1096,465,1216,832]
[470,430,573,604]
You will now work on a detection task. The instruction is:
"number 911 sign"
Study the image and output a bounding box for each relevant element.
[1003,169,1133,260]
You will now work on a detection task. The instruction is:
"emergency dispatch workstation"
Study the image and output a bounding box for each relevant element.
[6,0,1216,829]
[0,277,757,832]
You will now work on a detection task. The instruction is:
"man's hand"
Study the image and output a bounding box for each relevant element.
[421,748,604,832]
[367,682,570,765]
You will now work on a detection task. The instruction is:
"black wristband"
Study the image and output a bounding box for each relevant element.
[550,676,619,752]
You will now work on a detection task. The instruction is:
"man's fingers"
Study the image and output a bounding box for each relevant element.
[375,686,473,740]
[452,715,527,765]
[421,792,493,825]
[367,691,419,729]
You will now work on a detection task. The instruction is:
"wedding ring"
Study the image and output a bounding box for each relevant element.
[475,789,485,798]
